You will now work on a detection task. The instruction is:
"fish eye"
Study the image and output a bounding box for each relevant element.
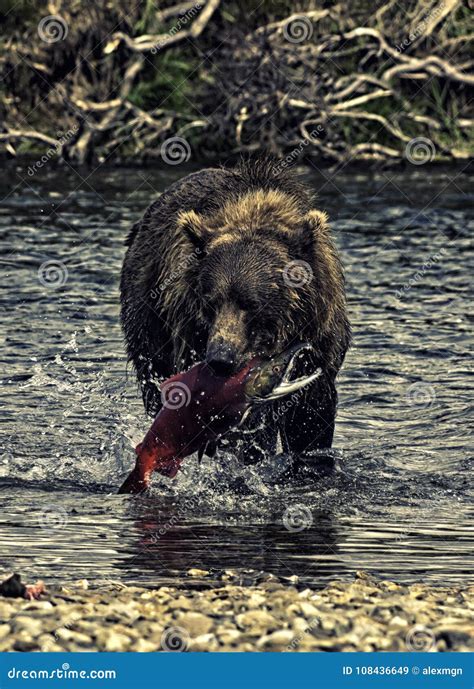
[272,365,281,373]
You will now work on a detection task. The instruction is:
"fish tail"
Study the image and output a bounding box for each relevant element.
[117,467,148,494]
[117,447,157,494]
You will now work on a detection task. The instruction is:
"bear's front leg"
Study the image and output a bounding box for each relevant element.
[221,405,279,465]
[280,376,338,476]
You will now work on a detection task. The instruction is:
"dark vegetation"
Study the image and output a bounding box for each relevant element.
[0,0,472,165]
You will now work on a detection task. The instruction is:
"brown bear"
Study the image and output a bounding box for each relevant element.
[120,157,351,470]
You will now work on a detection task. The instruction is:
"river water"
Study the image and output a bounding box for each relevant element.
[0,162,472,589]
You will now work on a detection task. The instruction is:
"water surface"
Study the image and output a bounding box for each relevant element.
[0,163,472,588]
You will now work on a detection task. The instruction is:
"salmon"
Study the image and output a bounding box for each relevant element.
[118,344,321,494]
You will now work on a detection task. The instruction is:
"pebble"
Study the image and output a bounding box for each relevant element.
[133,638,158,652]
[0,575,471,652]
[0,624,11,641]
[389,615,409,629]
[299,602,319,618]
[257,630,295,648]
[0,603,13,620]
[236,610,279,634]
[217,628,242,644]
[189,633,218,651]
[99,630,132,652]
[178,612,214,637]
[13,616,43,636]
[13,638,38,652]
[56,628,92,645]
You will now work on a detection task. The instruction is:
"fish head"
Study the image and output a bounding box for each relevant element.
[244,343,321,403]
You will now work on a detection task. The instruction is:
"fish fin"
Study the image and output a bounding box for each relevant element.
[238,406,252,426]
[205,441,217,458]
[198,441,217,462]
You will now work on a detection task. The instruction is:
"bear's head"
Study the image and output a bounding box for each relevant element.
[177,191,330,374]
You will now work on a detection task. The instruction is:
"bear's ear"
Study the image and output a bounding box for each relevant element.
[297,210,329,254]
[177,210,209,252]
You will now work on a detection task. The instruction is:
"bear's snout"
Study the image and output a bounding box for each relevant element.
[206,303,248,375]
[206,337,238,375]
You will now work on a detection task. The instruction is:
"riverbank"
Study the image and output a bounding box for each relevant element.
[1,573,472,652]
[2,2,472,166]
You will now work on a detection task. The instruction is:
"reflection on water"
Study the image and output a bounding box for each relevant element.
[0,163,472,587]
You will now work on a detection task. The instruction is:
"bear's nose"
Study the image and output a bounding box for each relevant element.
[206,340,237,376]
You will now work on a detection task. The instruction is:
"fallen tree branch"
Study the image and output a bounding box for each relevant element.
[0,128,58,147]
[105,0,221,53]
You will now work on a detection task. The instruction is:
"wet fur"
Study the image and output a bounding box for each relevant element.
[120,157,351,461]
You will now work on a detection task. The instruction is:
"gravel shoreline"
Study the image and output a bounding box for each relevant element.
[1,572,472,652]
